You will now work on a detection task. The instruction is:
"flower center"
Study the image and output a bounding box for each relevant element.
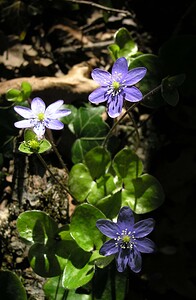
[112,81,120,90]
[122,235,131,243]
[37,112,45,121]
[115,228,136,250]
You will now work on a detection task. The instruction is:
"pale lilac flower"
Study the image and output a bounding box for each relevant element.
[14,97,71,139]
[89,57,147,118]
[96,206,155,273]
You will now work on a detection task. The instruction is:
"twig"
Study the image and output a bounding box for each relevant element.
[65,0,133,16]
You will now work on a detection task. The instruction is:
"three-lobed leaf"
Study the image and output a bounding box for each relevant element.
[122,174,165,214]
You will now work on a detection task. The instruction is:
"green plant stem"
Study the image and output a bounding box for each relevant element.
[102,84,161,148]
[45,128,69,174]
[125,103,140,150]
[62,289,69,300]
[54,275,61,300]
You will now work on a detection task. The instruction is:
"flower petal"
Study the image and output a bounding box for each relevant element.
[96,219,120,238]
[112,57,128,80]
[88,87,107,104]
[45,100,64,116]
[124,67,147,85]
[14,106,35,119]
[117,206,135,231]
[45,119,64,130]
[116,249,129,272]
[49,109,71,119]
[124,86,143,102]
[91,69,112,86]
[99,240,118,256]
[107,94,123,118]
[31,97,46,114]
[33,122,45,138]
[14,119,34,128]
[136,237,156,253]
[128,248,142,273]
[133,218,155,238]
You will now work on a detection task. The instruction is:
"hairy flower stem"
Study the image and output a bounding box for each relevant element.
[125,102,140,150]
[102,85,161,148]
[46,129,69,172]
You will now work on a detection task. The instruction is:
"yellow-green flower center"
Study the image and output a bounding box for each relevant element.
[112,81,120,90]
[37,112,45,121]
[122,235,131,243]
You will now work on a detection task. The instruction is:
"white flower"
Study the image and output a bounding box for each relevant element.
[14,97,71,139]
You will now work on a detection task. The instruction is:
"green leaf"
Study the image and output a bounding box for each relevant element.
[129,54,164,108]
[93,250,114,269]
[68,105,109,163]
[18,139,51,154]
[17,211,66,277]
[95,191,122,219]
[108,44,120,60]
[66,290,92,300]
[108,27,138,62]
[28,243,62,277]
[61,241,93,289]
[161,74,186,106]
[68,163,94,202]
[44,276,65,300]
[62,252,94,289]
[84,146,111,179]
[19,130,51,154]
[87,175,122,219]
[161,84,179,106]
[113,148,143,179]
[0,270,27,300]
[87,174,116,205]
[17,210,58,243]
[24,129,37,141]
[167,74,186,87]
[38,140,52,153]
[19,142,34,154]
[6,89,22,102]
[122,174,164,213]
[115,27,133,48]
[72,139,104,164]
[71,106,107,136]
[6,81,32,103]
[70,203,105,251]
[21,81,32,100]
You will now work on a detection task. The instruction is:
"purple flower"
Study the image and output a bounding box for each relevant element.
[96,206,155,273]
[88,57,146,118]
[14,97,71,139]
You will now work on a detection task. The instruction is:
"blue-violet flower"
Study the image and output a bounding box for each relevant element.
[88,57,146,118]
[14,97,71,139]
[96,206,155,273]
